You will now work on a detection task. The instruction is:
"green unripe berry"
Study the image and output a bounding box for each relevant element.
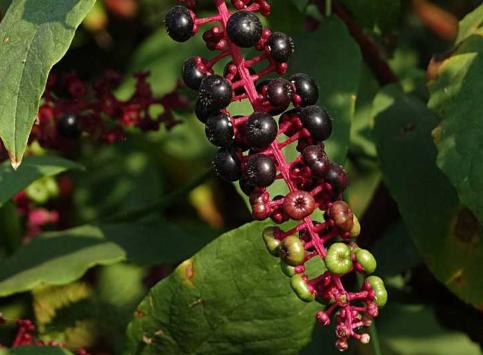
[280,261,296,277]
[367,275,388,307]
[26,180,50,204]
[262,227,281,256]
[350,214,361,238]
[280,235,305,266]
[355,248,377,274]
[325,242,352,275]
[44,176,59,198]
[290,274,315,302]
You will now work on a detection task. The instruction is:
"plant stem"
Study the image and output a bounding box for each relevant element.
[325,0,332,17]
[101,170,212,224]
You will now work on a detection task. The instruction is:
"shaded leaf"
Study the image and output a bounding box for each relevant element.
[373,85,483,305]
[456,4,483,45]
[6,347,73,355]
[340,0,401,33]
[0,0,95,166]
[126,221,321,355]
[0,220,213,297]
[0,156,83,207]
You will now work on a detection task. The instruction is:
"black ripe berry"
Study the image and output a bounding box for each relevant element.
[195,99,217,123]
[325,162,348,193]
[227,11,262,48]
[266,79,292,114]
[58,113,81,138]
[245,112,278,148]
[239,177,256,195]
[290,73,319,107]
[266,32,294,63]
[165,6,194,42]
[182,57,207,90]
[213,148,242,181]
[246,154,276,187]
[199,75,233,110]
[300,105,332,141]
[302,144,329,176]
[205,112,234,147]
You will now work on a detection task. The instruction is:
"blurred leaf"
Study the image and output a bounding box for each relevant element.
[269,1,304,33]
[0,0,95,166]
[291,17,361,163]
[6,347,73,355]
[289,0,310,13]
[126,221,321,355]
[429,33,483,223]
[456,4,483,45]
[377,304,481,355]
[373,85,483,306]
[0,156,83,207]
[0,220,212,297]
[339,0,401,33]
[0,0,11,13]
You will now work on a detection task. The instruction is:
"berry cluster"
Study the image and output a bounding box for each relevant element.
[0,70,187,161]
[0,316,89,354]
[165,0,387,350]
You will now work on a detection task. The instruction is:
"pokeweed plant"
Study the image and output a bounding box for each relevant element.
[164,0,387,350]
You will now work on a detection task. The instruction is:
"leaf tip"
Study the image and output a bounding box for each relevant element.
[9,157,22,170]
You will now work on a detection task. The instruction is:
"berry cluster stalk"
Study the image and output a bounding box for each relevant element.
[165,0,388,351]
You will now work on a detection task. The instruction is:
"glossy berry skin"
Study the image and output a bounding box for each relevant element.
[325,163,348,193]
[246,154,276,187]
[205,112,234,147]
[239,177,255,195]
[355,249,377,274]
[300,106,332,141]
[227,11,262,48]
[290,274,315,302]
[325,243,353,275]
[290,73,319,107]
[266,79,292,114]
[195,99,217,123]
[350,215,361,238]
[262,227,281,256]
[199,75,233,110]
[367,276,388,307]
[182,57,207,90]
[302,145,329,176]
[280,235,305,266]
[266,32,294,63]
[165,6,194,42]
[212,148,241,181]
[58,113,81,138]
[283,190,316,220]
[245,112,277,148]
[328,201,354,232]
[280,261,296,277]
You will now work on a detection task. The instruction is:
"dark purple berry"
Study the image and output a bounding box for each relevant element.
[239,177,256,195]
[199,75,233,110]
[325,163,348,193]
[290,73,319,107]
[245,112,278,148]
[227,11,262,48]
[302,145,329,176]
[58,113,81,138]
[279,108,302,137]
[205,112,234,147]
[266,78,292,114]
[283,190,316,220]
[195,99,217,123]
[213,148,242,181]
[182,57,207,90]
[246,154,276,187]
[165,6,194,42]
[301,106,332,141]
[266,32,294,62]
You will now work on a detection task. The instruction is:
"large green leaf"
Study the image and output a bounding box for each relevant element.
[0,220,212,297]
[0,0,95,167]
[5,347,73,355]
[373,85,483,306]
[339,0,401,33]
[0,155,83,207]
[456,4,483,45]
[428,32,483,223]
[291,17,361,164]
[126,221,321,355]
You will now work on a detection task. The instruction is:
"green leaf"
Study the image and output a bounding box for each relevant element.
[339,0,401,33]
[0,220,212,297]
[126,221,321,355]
[373,85,483,305]
[456,4,483,45]
[291,17,361,163]
[428,33,483,223]
[0,0,95,167]
[0,155,83,207]
[6,347,73,355]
